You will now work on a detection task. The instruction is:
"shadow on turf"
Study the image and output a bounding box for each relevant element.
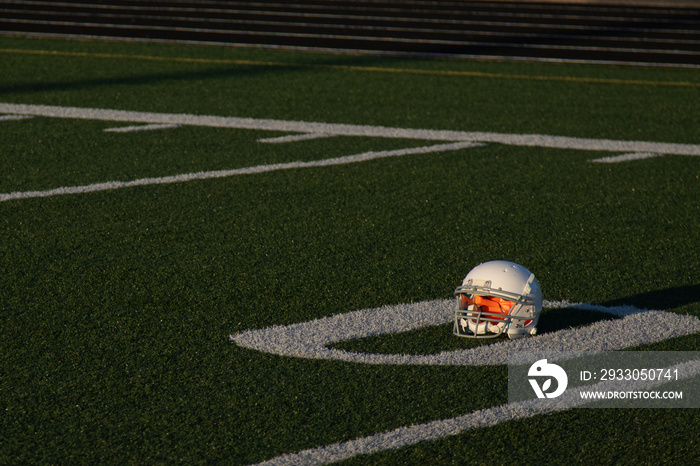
[0,53,415,96]
[601,284,700,313]
[535,307,614,334]
[534,284,700,334]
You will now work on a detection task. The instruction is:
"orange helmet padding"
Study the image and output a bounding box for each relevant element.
[460,295,514,320]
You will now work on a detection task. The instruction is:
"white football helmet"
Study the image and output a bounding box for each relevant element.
[453,260,542,339]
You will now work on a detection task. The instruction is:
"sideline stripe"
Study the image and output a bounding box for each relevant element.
[590,152,664,163]
[103,123,181,133]
[2,48,700,87]
[230,299,700,366]
[0,114,34,121]
[258,133,334,143]
[0,142,481,202]
[255,358,700,465]
[3,103,700,156]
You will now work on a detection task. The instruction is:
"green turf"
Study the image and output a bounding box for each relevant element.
[1,36,699,464]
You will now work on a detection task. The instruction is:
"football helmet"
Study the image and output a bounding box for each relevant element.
[453,260,542,339]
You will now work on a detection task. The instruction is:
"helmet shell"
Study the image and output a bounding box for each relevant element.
[462,260,542,311]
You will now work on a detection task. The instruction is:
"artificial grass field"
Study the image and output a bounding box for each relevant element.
[1,36,699,464]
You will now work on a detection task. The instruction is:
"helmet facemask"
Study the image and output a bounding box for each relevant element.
[453,280,539,339]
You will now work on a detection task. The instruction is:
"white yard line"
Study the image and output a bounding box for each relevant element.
[3,102,699,202]
[0,142,481,202]
[3,103,700,155]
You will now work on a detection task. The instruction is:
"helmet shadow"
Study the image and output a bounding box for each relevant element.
[601,284,700,312]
